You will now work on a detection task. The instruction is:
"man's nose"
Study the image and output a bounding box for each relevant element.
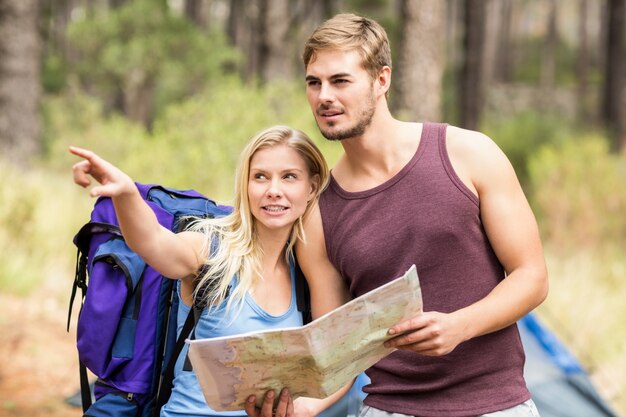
[318,83,335,102]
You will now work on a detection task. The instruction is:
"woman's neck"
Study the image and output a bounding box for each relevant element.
[256,227,290,271]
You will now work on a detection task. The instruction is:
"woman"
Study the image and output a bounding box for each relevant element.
[70,125,348,417]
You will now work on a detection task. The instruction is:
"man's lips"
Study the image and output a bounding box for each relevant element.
[317,106,343,118]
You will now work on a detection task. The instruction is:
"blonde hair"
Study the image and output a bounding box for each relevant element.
[187,126,328,315]
[303,13,392,80]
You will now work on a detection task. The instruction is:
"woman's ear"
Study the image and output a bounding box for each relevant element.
[308,174,321,201]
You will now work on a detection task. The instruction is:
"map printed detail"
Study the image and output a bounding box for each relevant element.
[187,265,422,411]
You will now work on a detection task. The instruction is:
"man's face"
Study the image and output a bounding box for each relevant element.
[305,49,377,141]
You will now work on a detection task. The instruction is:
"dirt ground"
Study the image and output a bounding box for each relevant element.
[0,285,83,417]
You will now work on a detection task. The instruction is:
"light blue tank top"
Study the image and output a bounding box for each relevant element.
[160,260,303,417]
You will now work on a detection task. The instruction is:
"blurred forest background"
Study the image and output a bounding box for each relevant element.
[0,0,625,416]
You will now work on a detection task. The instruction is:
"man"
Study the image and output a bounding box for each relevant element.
[248,13,548,417]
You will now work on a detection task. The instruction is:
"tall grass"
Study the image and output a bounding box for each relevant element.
[0,163,90,296]
[528,134,626,414]
[538,250,626,413]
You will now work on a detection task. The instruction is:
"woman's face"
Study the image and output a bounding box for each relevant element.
[247,144,316,236]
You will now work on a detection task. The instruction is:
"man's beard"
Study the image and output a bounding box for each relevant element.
[317,95,376,141]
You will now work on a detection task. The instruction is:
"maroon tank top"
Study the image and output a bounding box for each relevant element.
[319,123,529,416]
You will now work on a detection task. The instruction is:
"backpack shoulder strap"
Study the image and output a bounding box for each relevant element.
[293,256,312,325]
[153,306,198,416]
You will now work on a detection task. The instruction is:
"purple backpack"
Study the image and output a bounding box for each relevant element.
[67,183,231,417]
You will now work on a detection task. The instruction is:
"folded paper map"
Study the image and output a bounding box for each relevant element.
[187,264,422,411]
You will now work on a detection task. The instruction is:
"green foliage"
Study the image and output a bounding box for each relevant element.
[0,163,86,296]
[42,53,67,94]
[528,134,626,253]
[66,0,240,120]
[483,111,572,188]
[41,78,341,202]
[41,92,149,171]
[512,36,579,86]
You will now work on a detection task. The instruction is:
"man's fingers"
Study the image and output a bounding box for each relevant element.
[388,314,425,336]
[385,330,421,348]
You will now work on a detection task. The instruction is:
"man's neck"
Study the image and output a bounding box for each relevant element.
[332,117,423,192]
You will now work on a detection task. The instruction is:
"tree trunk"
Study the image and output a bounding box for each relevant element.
[540,0,558,91]
[602,0,625,152]
[228,0,261,82]
[394,0,445,122]
[458,0,486,131]
[493,0,513,83]
[0,0,41,166]
[185,0,209,30]
[108,0,127,8]
[577,0,591,122]
[258,0,292,83]
[482,0,499,87]
[227,0,246,47]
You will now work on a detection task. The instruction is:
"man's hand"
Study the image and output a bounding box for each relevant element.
[384,311,468,356]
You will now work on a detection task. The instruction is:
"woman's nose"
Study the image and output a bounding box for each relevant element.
[265,180,283,198]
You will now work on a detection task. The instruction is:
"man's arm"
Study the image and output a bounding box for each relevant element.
[386,127,548,355]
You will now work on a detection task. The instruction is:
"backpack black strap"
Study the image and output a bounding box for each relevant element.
[182,305,202,371]
[79,361,92,412]
[70,247,92,413]
[67,249,88,332]
[153,305,200,416]
[294,256,312,325]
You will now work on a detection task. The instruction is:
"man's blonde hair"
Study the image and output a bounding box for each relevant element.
[303,13,392,80]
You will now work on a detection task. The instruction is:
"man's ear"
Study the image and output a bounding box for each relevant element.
[376,66,392,96]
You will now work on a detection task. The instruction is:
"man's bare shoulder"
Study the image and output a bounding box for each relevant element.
[446,125,499,153]
[444,125,513,195]
[446,125,510,168]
